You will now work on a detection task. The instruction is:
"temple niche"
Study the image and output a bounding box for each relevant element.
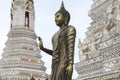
[75,0,120,80]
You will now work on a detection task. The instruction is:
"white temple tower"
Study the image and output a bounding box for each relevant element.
[0,0,48,79]
[75,0,120,79]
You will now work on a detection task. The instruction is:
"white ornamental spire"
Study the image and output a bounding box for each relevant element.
[0,0,48,79]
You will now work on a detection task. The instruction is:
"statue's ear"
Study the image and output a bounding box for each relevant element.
[65,17,68,25]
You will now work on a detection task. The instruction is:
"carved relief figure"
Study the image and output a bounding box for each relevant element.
[78,40,89,62]
[103,6,120,41]
[88,39,100,59]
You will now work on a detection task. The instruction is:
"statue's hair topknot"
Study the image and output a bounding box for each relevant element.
[55,1,70,25]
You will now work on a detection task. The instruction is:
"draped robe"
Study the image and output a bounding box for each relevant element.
[51,25,76,80]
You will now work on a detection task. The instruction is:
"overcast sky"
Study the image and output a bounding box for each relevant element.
[0,0,93,79]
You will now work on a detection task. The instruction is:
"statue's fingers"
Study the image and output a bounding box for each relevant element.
[68,71,72,77]
[68,72,70,76]
[67,71,70,76]
[66,70,68,74]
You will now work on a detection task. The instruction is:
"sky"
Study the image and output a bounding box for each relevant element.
[0,0,93,79]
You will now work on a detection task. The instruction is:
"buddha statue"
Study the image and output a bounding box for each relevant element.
[38,1,76,80]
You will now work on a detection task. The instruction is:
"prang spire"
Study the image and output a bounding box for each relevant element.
[0,0,48,79]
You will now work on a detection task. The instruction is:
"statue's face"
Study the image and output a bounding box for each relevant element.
[55,12,64,26]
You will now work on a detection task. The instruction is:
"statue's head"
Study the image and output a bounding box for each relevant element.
[55,1,70,27]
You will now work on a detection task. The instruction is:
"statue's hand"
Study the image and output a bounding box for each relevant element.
[38,37,43,49]
[66,64,73,78]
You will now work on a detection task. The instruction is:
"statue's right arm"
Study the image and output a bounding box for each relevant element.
[38,37,53,56]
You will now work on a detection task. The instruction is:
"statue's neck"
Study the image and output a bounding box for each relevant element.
[60,24,66,29]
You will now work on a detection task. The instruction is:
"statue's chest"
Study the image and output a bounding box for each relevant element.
[52,27,67,50]
[52,30,61,50]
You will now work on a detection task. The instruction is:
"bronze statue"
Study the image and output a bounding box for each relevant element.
[38,1,76,80]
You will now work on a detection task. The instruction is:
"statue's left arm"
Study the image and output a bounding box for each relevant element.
[66,26,76,78]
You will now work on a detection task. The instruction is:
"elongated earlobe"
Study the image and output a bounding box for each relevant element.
[65,17,68,25]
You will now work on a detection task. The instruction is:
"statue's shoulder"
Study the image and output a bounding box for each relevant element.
[67,25,76,33]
